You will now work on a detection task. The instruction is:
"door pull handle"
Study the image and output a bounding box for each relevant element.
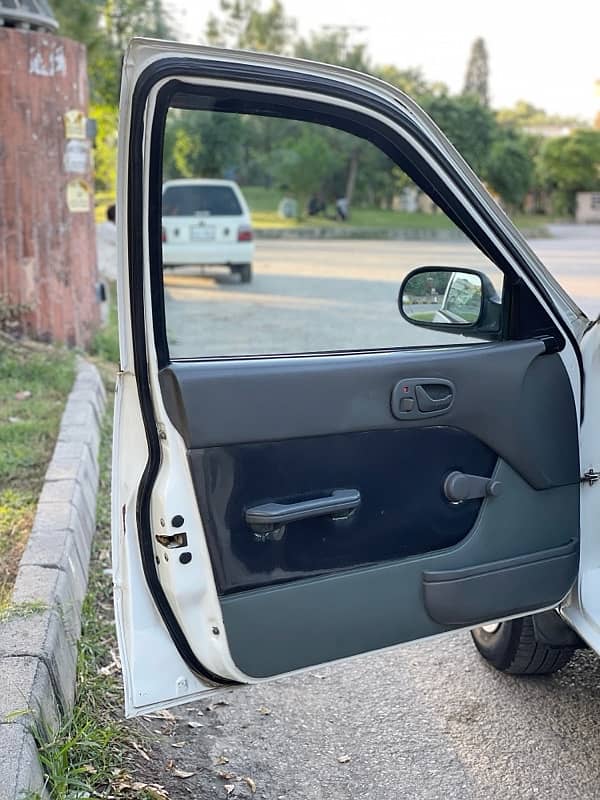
[246,489,361,542]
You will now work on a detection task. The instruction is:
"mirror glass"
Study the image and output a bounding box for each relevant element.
[401,269,483,326]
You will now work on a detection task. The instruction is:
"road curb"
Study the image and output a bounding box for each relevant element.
[0,358,106,800]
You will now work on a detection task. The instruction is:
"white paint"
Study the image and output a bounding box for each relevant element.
[29,44,66,77]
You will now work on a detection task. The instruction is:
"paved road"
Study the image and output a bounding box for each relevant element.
[163,227,600,359]
[147,228,600,800]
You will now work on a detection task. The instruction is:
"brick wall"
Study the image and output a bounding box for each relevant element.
[0,28,99,346]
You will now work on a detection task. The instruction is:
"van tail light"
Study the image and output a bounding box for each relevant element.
[237,225,253,242]
[161,226,167,243]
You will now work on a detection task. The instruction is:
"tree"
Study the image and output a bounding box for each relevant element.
[205,0,295,53]
[273,128,338,217]
[375,65,437,100]
[294,27,370,72]
[484,133,534,209]
[497,100,583,130]
[537,129,600,214]
[463,37,490,107]
[421,92,496,174]
[53,0,175,106]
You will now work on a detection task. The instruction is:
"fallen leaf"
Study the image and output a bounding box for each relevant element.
[224,785,236,796]
[98,648,121,677]
[14,390,31,400]
[144,709,177,721]
[131,741,151,761]
[214,755,230,766]
[337,755,351,764]
[257,706,271,716]
[243,777,257,793]
[173,768,196,779]
[217,770,237,780]
[112,774,170,799]
[187,721,203,728]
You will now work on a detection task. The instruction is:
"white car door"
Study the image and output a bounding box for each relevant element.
[113,38,589,717]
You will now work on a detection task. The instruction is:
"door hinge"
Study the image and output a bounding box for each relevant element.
[581,469,600,486]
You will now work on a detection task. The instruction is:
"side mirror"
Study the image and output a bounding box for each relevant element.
[399,267,501,337]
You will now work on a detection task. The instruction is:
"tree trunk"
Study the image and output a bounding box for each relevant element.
[345,149,359,207]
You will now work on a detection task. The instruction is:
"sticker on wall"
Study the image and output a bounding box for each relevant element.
[66,180,91,213]
[63,140,90,174]
[64,109,87,140]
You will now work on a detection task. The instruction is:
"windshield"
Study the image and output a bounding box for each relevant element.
[162,185,243,217]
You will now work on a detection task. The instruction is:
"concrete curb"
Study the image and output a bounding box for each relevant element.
[0,358,106,800]
[254,225,551,241]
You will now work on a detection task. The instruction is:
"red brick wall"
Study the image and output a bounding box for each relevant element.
[0,28,99,346]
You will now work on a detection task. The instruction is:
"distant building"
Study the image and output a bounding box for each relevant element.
[576,192,600,223]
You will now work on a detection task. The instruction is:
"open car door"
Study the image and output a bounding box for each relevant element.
[113,39,587,717]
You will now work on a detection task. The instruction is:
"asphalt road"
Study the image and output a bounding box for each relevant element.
[146,227,600,800]
[163,227,600,359]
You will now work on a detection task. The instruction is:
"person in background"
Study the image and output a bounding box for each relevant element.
[335,196,349,221]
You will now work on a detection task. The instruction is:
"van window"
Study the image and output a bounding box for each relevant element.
[162,185,243,217]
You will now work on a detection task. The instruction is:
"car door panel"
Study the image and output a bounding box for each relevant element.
[219,460,578,678]
[158,341,578,490]
[114,41,586,713]
[154,341,580,678]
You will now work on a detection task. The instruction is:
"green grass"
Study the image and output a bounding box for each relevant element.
[241,186,553,233]
[88,282,119,365]
[243,186,455,230]
[32,392,148,799]
[0,340,75,606]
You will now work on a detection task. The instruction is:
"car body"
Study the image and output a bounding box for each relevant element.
[113,39,600,718]
[161,179,254,281]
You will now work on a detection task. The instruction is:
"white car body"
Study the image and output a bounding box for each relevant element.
[161,178,254,270]
[113,38,600,719]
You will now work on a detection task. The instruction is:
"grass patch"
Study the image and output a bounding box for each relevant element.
[0,338,75,606]
[0,600,46,623]
[33,391,147,798]
[88,281,119,365]
[409,311,436,321]
[242,186,553,233]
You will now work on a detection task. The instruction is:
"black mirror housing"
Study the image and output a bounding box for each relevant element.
[399,266,502,339]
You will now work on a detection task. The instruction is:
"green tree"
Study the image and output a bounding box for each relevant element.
[421,92,496,174]
[485,133,534,208]
[497,100,583,130]
[375,65,438,99]
[90,104,119,191]
[294,27,370,71]
[163,110,244,180]
[205,0,295,53]
[537,129,600,214]
[463,37,490,107]
[274,128,338,217]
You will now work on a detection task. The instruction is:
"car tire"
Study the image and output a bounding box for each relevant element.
[471,617,576,675]
[232,263,252,283]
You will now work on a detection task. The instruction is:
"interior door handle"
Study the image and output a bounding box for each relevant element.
[246,489,361,542]
[391,378,455,420]
[415,384,453,413]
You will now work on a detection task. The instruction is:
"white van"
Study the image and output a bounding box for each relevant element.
[161,178,254,282]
